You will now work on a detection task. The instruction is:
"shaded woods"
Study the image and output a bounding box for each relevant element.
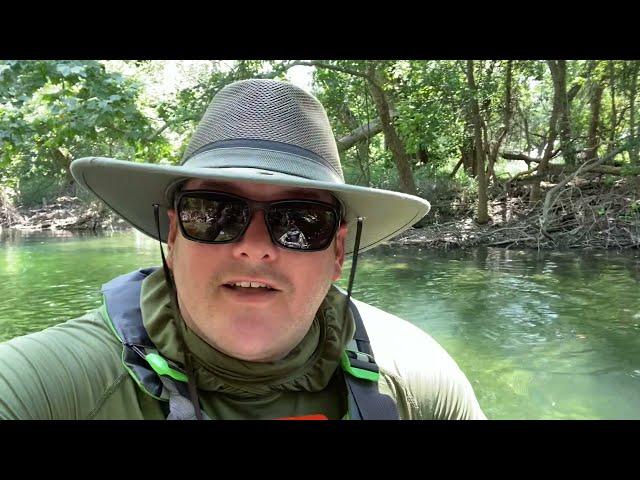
[1,60,639,248]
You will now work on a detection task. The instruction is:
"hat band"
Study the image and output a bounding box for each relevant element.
[184,146,345,184]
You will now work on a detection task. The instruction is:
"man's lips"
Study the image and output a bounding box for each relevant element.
[220,279,281,303]
[221,278,281,291]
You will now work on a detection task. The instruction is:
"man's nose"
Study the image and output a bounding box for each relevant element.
[230,209,279,262]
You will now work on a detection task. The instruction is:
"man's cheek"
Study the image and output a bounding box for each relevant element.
[332,261,343,281]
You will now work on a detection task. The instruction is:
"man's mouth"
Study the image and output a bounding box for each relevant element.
[223,281,276,291]
[221,279,280,303]
[222,278,280,293]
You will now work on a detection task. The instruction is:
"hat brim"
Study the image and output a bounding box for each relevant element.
[71,157,430,255]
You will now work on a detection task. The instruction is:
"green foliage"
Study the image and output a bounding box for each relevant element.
[0,60,172,202]
[14,176,64,207]
[314,63,369,135]
[603,174,616,187]
[620,163,640,177]
[393,61,467,166]
[2,59,639,216]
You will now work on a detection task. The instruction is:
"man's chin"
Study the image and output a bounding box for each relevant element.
[209,321,288,362]
[217,340,286,363]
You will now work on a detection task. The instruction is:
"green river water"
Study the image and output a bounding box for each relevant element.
[1,228,638,419]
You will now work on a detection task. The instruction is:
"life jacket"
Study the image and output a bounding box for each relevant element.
[100,268,400,420]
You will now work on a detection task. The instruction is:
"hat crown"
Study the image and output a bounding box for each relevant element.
[182,79,343,181]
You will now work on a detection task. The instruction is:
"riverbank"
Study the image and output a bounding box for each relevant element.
[389,177,640,250]
[2,179,639,250]
[2,195,129,233]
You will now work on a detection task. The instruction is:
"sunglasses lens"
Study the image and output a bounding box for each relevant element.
[267,203,337,250]
[179,195,248,242]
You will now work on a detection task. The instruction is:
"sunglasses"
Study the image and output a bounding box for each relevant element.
[174,190,342,251]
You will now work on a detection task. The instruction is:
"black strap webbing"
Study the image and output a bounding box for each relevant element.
[344,300,400,420]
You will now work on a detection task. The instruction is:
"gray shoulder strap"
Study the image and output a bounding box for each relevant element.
[345,299,400,420]
[160,377,212,420]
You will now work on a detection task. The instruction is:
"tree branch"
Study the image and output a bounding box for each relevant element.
[252,61,303,79]
[567,82,582,102]
[337,113,392,152]
[293,61,374,83]
[541,136,640,231]
[146,122,171,141]
[501,152,542,163]
[502,147,562,164]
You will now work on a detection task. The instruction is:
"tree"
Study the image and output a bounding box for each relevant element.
[366,62,418,196]
[530,61,564,204]
[293,60,419,195]
[465,60,489,224]
[585,61,604,161]
[621,61,640,165]
[0,60,170,203]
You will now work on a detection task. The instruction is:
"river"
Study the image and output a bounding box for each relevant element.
[1,228,638,419]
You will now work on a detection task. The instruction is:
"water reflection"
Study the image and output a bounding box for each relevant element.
[0,230,160,339]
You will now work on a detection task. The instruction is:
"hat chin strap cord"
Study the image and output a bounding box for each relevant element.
[342,217,364,326]
[154,204,204,420]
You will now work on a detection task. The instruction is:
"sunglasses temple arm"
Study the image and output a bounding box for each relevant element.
[342,217,364,325]
[153,204,204,421]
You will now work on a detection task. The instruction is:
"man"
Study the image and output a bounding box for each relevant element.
[0,79,486,420]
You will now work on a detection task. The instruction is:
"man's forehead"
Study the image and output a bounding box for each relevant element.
[183,178,333,202]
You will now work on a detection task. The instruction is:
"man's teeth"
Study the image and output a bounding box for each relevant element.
[229,281,270,289]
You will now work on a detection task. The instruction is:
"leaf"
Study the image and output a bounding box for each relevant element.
[56,63,72,78]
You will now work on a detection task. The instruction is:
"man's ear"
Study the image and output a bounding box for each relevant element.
[166,209,179,270]
[332,223,348,282]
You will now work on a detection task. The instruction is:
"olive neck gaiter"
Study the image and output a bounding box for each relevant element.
[141,268,354,400]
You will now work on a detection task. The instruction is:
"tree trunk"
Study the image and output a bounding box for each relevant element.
[466,60,489,224]
[336,103,371,185]
[531,61,563,204]
[460,100,476,176]
[586,80,603,161]
[460,138,476,176]
[629,61,639,165]
[367,65,418,196]
[287,60,416,193]
[488,60,513,181]
[609,61,617,154]
[53,148,74,187]
[417,148,429,166]
[557,61,576,166]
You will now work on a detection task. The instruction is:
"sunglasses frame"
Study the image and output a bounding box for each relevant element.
[174,189,343,252]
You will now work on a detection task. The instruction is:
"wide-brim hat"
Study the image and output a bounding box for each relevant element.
[71,79,430,254]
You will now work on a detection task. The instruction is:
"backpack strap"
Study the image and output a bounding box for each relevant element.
[342,299,400,420]
[102,268,208,419]
[159,376,212,420]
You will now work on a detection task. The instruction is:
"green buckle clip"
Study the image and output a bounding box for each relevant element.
[341,350,380,382]
[145,352,188,383]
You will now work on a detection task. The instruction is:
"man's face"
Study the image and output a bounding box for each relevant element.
[166,179,348,362]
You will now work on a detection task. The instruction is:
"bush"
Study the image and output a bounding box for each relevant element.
[15,175,67,208]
